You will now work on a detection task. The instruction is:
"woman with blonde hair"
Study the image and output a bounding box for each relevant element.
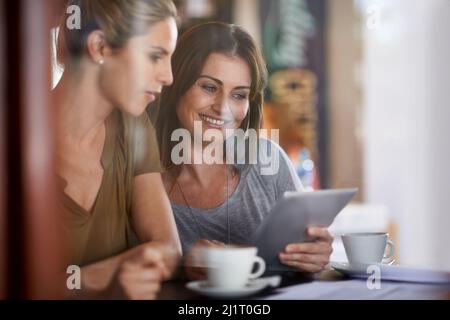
[54,0,180,299]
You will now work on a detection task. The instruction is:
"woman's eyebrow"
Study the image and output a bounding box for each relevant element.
[198,75,223,85]
[234,86,251,90]
[149,46,169,55]
[198,75,251,90]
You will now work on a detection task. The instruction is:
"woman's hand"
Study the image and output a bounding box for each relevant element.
[184,239,226,280]
[108,246,170,300]
[279,227,333,273]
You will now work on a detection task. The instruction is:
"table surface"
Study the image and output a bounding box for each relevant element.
[158,269,450,300]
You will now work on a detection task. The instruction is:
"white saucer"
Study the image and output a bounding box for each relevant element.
[331,262,450,284]
[186,276,281,299]
[331,261,395,274]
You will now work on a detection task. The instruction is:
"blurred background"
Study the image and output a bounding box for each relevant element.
[2,0,450,298]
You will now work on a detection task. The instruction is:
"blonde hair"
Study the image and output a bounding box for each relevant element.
[57,0,177,66]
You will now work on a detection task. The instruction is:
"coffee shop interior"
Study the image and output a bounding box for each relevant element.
[1,0,450,298]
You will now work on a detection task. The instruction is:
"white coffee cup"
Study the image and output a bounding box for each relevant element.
[201,246,266,289]
[341,232,395,265]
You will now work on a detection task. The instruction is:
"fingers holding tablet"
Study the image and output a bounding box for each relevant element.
[278,227,333,273]
[251,188,357,272]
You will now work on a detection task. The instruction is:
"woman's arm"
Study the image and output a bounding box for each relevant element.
[130,172,182,275]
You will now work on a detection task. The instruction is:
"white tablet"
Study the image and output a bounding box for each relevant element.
[250,188,358,272]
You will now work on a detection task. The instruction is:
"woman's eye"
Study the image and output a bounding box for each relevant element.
[149,54,162,63]
[201,84,217,93]
[233,93,248,100]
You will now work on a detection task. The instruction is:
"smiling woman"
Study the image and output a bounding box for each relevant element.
[151,22,267,170]
[176,53,251,134]
[150,23,333,280]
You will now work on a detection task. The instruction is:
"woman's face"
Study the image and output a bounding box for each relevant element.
[176,53,251,138]
[100,18,178,116]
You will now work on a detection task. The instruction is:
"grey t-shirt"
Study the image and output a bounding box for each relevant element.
[172,138,304,254]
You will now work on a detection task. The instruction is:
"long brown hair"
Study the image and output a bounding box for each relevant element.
[150,22,268,170]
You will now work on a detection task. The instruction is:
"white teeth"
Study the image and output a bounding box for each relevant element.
[201,115,225,126]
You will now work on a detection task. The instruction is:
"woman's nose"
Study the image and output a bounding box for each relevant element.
[159,60,173,86]
[212,94,231,114]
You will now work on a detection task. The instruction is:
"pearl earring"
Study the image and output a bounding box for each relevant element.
[98,59,104,65]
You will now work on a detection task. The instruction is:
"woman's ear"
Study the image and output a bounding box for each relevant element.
[86,30,109,65]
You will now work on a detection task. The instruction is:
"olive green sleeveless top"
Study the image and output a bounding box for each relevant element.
[57,110,162,266]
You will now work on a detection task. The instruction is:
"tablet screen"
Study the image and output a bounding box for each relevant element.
[250,188,358,272]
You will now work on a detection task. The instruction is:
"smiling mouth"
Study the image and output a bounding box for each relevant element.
[199,113,231,126]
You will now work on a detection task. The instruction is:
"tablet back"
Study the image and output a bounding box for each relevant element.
[250,188,358,272]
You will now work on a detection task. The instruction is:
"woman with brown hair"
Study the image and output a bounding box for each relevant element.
[53,0,181,299]
[150,22,333,279]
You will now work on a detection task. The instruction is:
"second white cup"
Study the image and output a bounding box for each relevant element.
[341,232,395,265]
[201,246,266,289]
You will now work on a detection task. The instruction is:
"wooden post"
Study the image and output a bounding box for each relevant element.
[0,0,6,300]
[3,0,65,299]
